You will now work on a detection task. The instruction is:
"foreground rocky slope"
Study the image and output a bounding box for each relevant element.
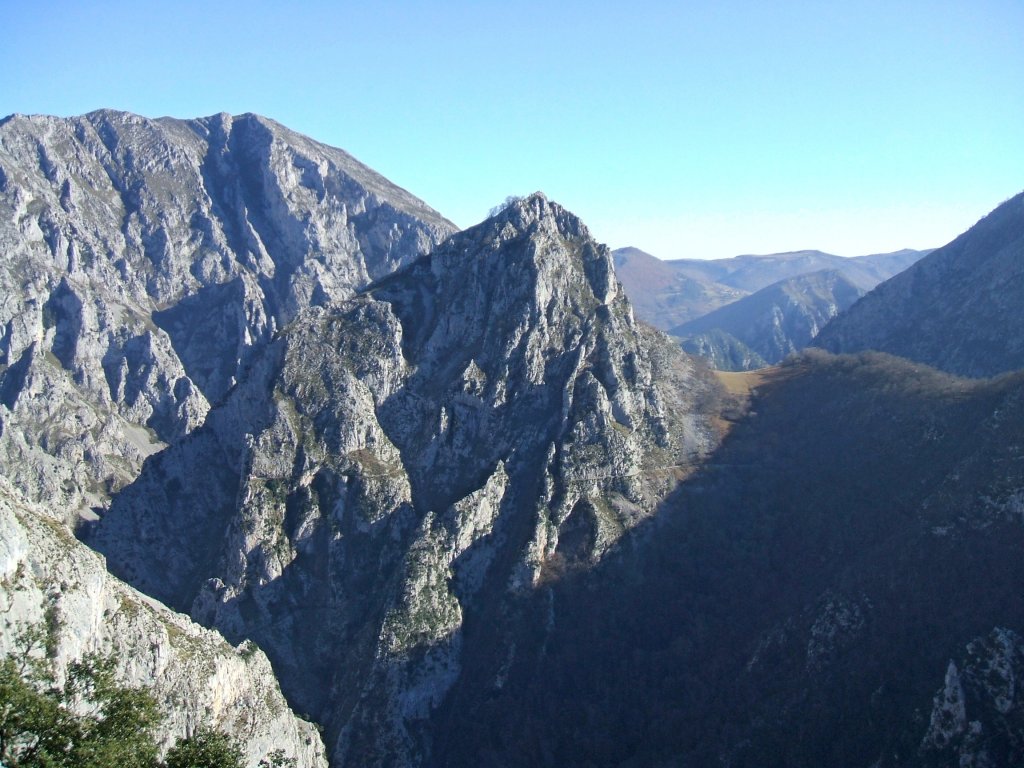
[0,109,454,522]
[0,478,327,767]
[815,191,1024,378]
[89,194,722,766]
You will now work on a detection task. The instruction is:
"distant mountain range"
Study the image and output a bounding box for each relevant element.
[611,246,747,329]
[613,246,928,370]
[614,246,926,330]
[815,191,1024,378]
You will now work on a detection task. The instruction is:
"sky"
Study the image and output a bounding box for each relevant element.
[3,1,1022,259]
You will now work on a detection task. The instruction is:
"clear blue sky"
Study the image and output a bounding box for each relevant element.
[4,1,1022,259]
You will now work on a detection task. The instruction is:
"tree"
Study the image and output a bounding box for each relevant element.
[0,622,79,767]
[488,195,524,217]
[63,653,162,768]
[259,749,297,768]
[0,622,256,768]
[163,728,244,768]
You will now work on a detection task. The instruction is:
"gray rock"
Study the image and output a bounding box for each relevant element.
[0,109,455,523]
[90,193,722,767]
[921,628,1024,766]
[0,477,327,767]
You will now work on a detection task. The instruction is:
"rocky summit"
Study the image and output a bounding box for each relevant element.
[89,192,722,766]
[0,109,454,525]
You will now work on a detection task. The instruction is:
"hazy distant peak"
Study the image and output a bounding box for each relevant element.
[612,246,658,260]
[733,249,832,260]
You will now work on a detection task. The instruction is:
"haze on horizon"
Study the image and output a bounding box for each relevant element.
[3,0,1022,260]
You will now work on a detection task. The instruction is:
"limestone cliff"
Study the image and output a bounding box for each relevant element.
[0,110,454,522]
[0,477,327,767]
[90,193,721,766]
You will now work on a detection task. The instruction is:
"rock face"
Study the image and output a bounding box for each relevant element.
[674,269,866,370]
[0,110,454,522]
[815,191,1024,378]
[921,628,1024,767]
[88,194,722,766]
[0,478,327,767]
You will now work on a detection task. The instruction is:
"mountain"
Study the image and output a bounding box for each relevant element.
[613,246,926,332]
[0,108,455,765]
[0,109,455,524]
[674,269,866,370]
[3,109,1022,768]
[670,248,926,293]
[814,191,1024,378]
[431,350,1024,767]
[87,194,723,766]
[612,246,745,329]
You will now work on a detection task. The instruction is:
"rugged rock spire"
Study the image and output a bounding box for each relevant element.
[89,191,721,766]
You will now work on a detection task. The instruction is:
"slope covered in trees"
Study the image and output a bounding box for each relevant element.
[433,351,1024,767]
[815,191,1024,377]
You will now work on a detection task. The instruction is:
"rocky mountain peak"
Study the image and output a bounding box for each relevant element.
[89,191,720,766]
[0,109,456,521]
[423,191,617,316]
[489,191,589,237]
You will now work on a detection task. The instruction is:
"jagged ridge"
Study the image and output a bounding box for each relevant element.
[0,109,455,522]
[89,193,722,767]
